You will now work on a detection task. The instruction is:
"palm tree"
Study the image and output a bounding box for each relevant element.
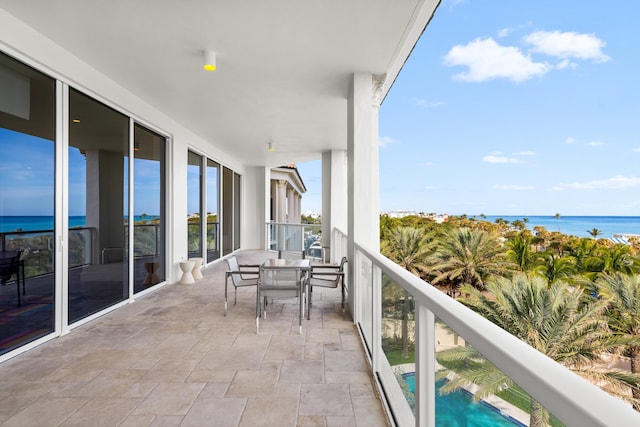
[588,228,602,239]
[438,274,639,426]
[505,234,537,272]
[554,212,561,232]
[567,238,602,278]
[428,227,505,297]
[381,226,433,358]
[596,273,640,410]
[600,245,640,275]
[536,252,576,284]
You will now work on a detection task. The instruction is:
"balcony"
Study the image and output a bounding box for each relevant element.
[1,2,639,425]
[0,250,388,426]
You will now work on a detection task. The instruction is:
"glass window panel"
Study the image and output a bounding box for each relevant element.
[187,151,202,258]
[133,124,166,293]
[206,159,219,263]
[0,51,56,355]
[68,88,129,323]
[222,167,233,256]
[234,172,241,251]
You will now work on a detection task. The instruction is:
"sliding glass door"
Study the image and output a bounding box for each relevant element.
[206,159,220,262]
[0,52,56,355]
[187,151,203,259]
[68,88,129,323]
[133,124,166,293]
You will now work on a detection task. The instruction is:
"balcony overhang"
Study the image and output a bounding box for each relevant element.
[0,0,440,167]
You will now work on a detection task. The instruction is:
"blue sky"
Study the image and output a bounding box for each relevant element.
[298,0,640,216]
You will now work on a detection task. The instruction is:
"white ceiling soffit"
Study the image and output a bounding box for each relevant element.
[0,1,440,167]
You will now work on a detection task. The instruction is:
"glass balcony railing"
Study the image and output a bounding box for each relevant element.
[1,224,165,279]
[330,227,639,427]
[267,222,323,259]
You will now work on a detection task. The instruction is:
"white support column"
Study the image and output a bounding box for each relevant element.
[322,150,347,263]
[275,180,287,223]
[347,73,383,321]
[286,186,295,223]
[242,166,269,249]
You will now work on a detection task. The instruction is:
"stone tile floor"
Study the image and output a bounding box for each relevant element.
[0,251,389,426]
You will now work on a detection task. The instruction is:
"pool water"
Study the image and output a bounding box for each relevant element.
[403,373,526,427]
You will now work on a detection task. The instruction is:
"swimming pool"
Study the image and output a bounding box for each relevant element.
[402,373,527,427]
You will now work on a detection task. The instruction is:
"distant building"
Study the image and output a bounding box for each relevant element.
[382,211,448,223]
[270,165,306,224]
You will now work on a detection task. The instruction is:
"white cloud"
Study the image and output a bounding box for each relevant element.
[419,161,434,167]
[424,185,437,191]
[632,148,640,152]
[565,137,575,144]
[414,98,446,108]
[586,141,604,147]
[515,150,536,156]
[552,175,640,191]
[492,184,534,190]
[497,27,513,38]
[524,31,610,62]
[379,135,398,149]
[443,38,548,83]
[555,59,577,70]
[482,155,524,164]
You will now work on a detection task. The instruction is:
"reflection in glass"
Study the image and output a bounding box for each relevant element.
[68,88,129,323]
[234,172,241,251]
[187,151,202,258]
[222,167,233,256]
[206,159,219,262]
[133,124,166,293]
[0,52,56,354]
[381,274,415,409]
[432,318,564,426]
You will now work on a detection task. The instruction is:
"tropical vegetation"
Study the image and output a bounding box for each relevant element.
[378,213,640,422]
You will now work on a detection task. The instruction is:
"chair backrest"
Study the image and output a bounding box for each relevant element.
[0,251,21,275]
[261,267,299,286]
[225,255,241,285]
[338,256,347,271]
[278,250,305,260]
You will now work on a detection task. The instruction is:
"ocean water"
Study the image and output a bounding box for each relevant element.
[0,215,159,233]
[479,215,640,239]
[2,215,640,239]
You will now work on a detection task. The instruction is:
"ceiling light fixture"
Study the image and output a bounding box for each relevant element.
[203,50,217,71]
[268,142,274,152]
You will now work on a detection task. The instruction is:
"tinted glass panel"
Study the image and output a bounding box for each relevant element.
[133,124,166,293]
[222,167,233,255]
[234,172,241,250]
[206,159,220,262]
[187,151,202,258]
[0,51,55,354]
[68,88,129,323]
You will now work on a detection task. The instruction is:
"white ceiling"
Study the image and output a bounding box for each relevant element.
[0,0,439,167]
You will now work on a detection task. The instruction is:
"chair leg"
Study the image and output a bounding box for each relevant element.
[16,273,21,307]
[21,261,26,296]
[224,279,228,316]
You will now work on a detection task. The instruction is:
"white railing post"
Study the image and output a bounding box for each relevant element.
[415,302,435,427]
